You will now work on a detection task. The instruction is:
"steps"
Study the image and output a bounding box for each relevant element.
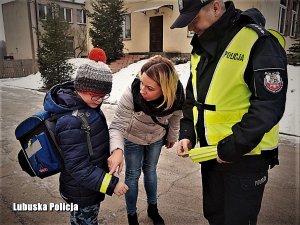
[108,54,148,73]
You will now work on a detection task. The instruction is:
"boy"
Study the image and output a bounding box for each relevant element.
[43,53,128,225]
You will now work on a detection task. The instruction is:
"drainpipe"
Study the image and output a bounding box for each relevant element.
[34,0,39,49]
[27,0,37,72]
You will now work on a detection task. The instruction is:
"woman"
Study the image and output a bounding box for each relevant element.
[108,55,185,225]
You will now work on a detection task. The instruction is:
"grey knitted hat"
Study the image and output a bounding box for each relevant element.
[74,60,112,94]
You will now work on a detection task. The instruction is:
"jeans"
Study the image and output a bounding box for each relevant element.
[124,139,164,215]
[70,203,100,225]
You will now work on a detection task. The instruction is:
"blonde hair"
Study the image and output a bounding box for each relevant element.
[140,55,179,110]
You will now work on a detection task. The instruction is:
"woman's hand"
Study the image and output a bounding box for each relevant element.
[108,149,124,175]
[164,141,175,149]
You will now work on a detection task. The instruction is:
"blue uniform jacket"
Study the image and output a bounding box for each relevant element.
[44,81,118,207]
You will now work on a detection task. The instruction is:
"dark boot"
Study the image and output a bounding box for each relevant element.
[147,204,165,225]
[127,213,139,225]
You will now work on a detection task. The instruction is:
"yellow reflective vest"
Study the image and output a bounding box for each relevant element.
[191,26,284,155]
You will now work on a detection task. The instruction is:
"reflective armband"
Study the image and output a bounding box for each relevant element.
[100,173,112,193]
[187,146,217,163]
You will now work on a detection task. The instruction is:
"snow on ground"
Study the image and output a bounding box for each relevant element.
[0,58,299,137]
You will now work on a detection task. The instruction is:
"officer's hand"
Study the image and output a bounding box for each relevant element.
[177,139,192,157]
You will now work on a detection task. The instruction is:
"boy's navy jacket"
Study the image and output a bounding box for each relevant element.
[44,81,118,207]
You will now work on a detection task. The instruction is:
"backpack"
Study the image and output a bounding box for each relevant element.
[15,110,93,179]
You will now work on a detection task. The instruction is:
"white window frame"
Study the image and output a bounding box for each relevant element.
[278,1,287,34]
[77,9,86,24]
[38,4,48,20]
[290,1,298,37]
[60,7,73,23]
[66,36,74,56]
[122,14,131,40]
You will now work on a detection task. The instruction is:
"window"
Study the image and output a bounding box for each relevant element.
[278,0,287,34]
[122,14,131,39]
[38,4,47,20]
[290,1,298,37]
[60,8,72,23]
[66,36,74,57]
[38,4,53,20]
[77,9,86,24]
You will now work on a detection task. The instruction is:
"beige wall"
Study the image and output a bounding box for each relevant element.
[119,0,294,54]
[32,0,87,57]
[233,0,294,49]
[122,0,192,54]
[86,0,193,53]
[3,0,32,59]
[3,0,86,61]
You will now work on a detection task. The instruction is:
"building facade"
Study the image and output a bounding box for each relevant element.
[90,0,299,55]
[2,0,86,71]
[2,0,299,63]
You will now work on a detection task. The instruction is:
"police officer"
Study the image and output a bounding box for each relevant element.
[171,0,287,225]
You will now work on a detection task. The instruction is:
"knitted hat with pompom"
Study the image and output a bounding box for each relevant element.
[74,59,112,94]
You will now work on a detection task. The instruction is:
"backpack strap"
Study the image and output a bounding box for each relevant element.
[72,110,94,157]
[46,111,74,158]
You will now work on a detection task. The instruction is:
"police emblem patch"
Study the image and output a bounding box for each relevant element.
[264,71,283,93]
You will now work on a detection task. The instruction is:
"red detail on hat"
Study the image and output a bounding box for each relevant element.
[88,48,107,63]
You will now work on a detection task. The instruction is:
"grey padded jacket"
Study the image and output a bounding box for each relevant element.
[109,86,182,153]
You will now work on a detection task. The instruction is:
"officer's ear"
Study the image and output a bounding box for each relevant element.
[211,0,225,17]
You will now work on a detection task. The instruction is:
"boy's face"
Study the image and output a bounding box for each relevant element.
[78,92,109,108]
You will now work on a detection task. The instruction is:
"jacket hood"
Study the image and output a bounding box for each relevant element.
[239,7,266,27]
[43,81,88,113]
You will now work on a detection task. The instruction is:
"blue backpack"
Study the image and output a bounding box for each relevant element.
[15,110,93,179]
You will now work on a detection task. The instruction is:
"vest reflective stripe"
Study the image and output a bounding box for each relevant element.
[191,53,201,141]
[268,29,286,48]
[191,27,280,156]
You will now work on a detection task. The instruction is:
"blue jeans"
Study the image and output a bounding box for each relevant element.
[124,139,164,215]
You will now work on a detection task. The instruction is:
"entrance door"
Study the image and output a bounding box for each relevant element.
[149,16,163,52]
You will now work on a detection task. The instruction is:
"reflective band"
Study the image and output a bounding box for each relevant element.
[100,173,112,193]
[187,146,217,163]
